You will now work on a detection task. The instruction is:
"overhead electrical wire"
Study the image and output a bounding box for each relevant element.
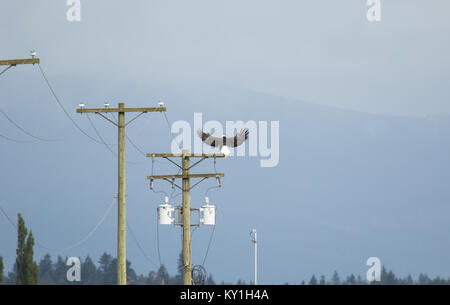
[86,113,140,164]
[0,132,31,143]
[200,158,222,267]
[201,225,216,267]
[162,111,183,150]
[0,197,115,253]
[156,213,162,268]
[109,112,149,158]
[0,62,37,143]
[0,107,57,142]
[126,220,158,268]
[36,63,109,145]
[86,113,119,158]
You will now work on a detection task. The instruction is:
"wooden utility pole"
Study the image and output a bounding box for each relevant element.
[147,150,225,285]
[77,102,166,285]
[181,151,191,285]
[0,58,40,76]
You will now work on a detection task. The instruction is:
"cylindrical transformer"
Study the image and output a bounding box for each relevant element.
[158,204,175,225]
[200,204,216,226]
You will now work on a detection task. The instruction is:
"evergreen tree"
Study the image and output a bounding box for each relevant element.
[319,275,326,285]
[418,273,430,285]
[344,274,356,285]
[175,252,184,284]
[126,259,138,284]
[331,271,341,285]
[0,256,3,284]
[356,275,365,285]
[156,264,169,285]
[53,256,69,284]
[146,271,156,285]
[98,253,116,284]
[380,266,397,285]
[205,274,216,285]
[15,213,39,285]
[81,256,98,285]
[38,254,54,284]
[309,274,317,285]
[405,274,414,285]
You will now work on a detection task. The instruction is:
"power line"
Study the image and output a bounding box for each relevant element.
[86,113,140,165]
[36,63,108,145]
[86,113,118,158]
[201,225,216,267]
[162,111,183,150]
[109,113,147,157]
[126,220,158,268]
[0,132,31,143]
[201,157,221,267]
[156,213,162,267]
[0,197,115,253]
[0,107,57,142]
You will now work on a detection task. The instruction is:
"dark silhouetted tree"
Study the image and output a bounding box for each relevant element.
[81,256,98,284]
[0,256,3,284]
[319,275,326,285]
[156,264,169,285]
[38,254,53,284]
[331,271,341,285]
[15,213,38,285]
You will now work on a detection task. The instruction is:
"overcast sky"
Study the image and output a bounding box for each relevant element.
[1,1,450,284]
[2,0,450,116]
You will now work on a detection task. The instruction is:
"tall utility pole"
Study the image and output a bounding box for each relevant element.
[251,229,257,285]
[147,150,224,285]
[77,102,166,285]
[0,57,40,76]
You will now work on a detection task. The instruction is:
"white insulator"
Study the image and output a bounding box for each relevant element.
[200,204,216,226]
[158,203,175,225]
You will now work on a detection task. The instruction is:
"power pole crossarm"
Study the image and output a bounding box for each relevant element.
[0,58,40,66]
[147,173,224,180]
[146,153,225,158]
[1,57,40,76]
[76,107,165,113]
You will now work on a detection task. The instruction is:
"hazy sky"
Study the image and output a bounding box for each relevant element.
[2,1,450,116]
[1,1,450,284]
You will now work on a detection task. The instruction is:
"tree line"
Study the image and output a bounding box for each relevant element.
[1,213,449,285]
[301,268,450,285]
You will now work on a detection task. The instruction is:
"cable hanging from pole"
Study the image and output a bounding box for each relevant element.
[36,63,109,145]
[0,197,116,254]
[86,113,140,164]
[126,219,159,269]
[0,132,31,143]
[0,108,58,142]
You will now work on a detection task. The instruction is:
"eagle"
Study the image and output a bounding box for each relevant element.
[197,129,249,156]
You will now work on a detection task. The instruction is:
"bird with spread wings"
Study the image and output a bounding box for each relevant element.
[197,129,249,155]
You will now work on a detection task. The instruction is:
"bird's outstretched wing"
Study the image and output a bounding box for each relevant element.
[227,129,249,147]
[197,129,222,147]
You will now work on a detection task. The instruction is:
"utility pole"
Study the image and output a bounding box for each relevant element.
[77,102,166,285]
[251,229,257,285]
[0,56,40,76]
[147,150,225,285]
